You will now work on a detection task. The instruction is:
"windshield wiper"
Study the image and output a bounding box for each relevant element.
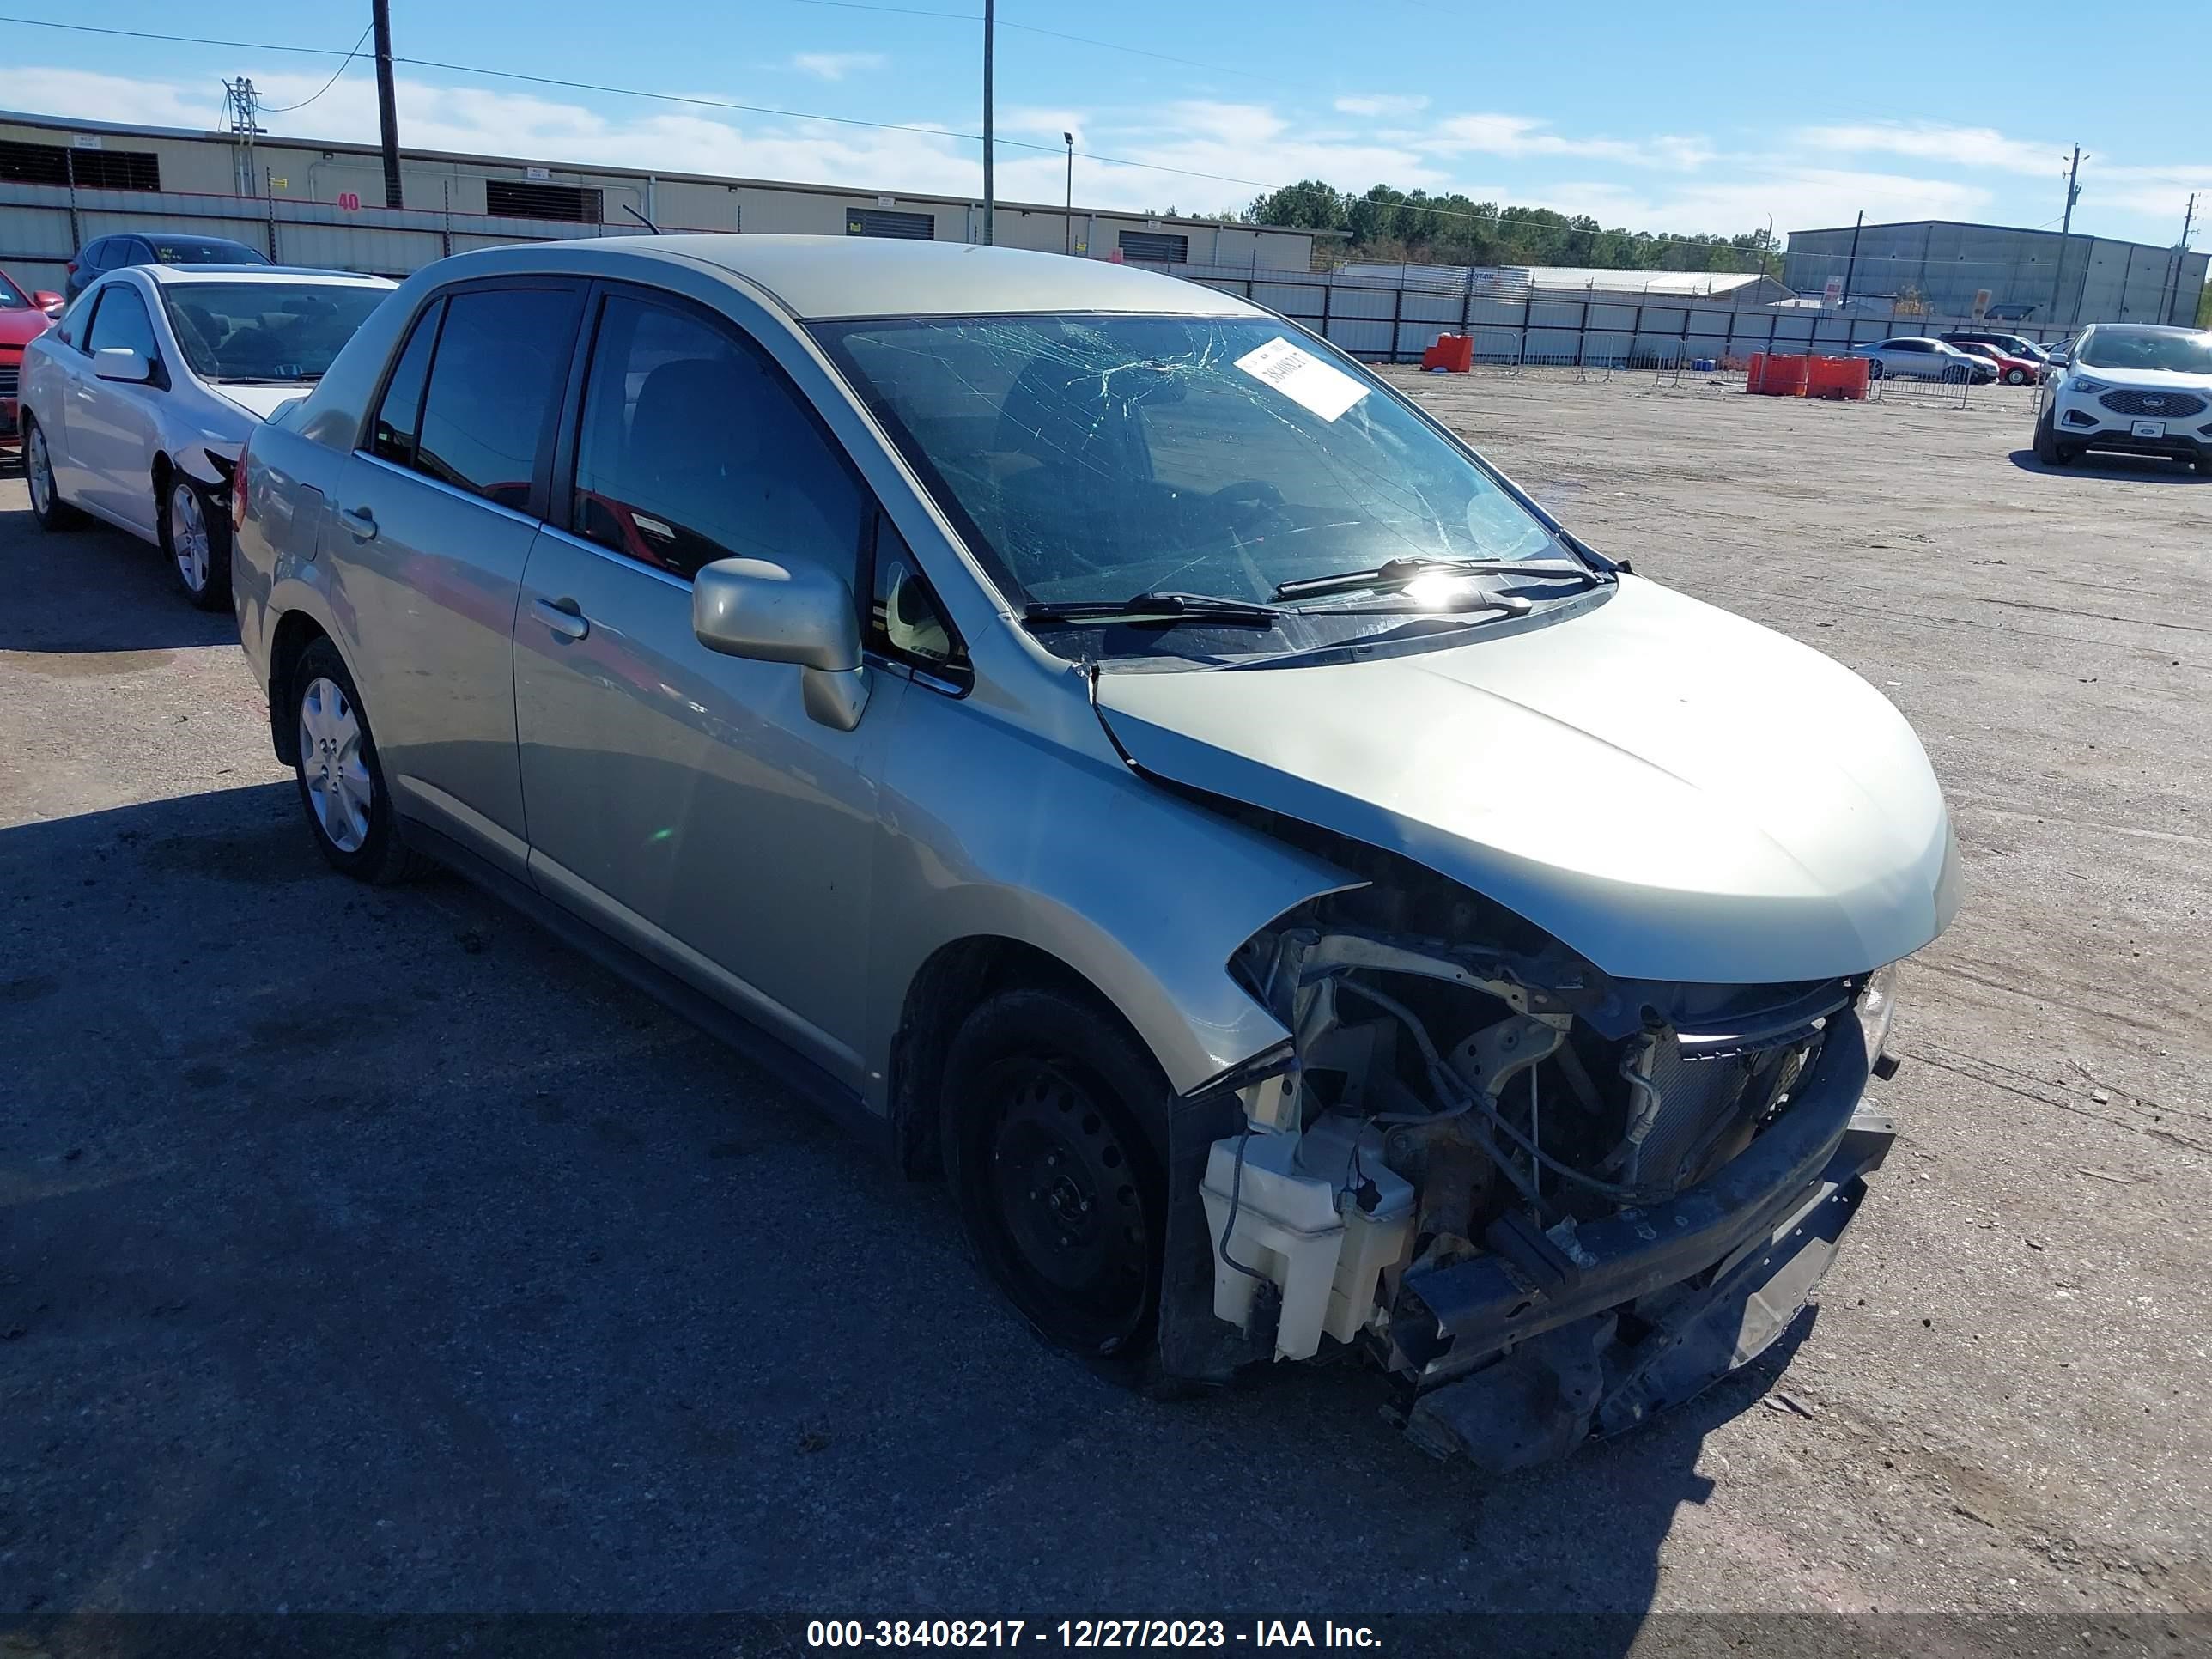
[1273,556,1594,602]
[1024,591,1286,629]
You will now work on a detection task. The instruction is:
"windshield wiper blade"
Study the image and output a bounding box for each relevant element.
[1024,590,1286,628]
[1273,556,1593,601]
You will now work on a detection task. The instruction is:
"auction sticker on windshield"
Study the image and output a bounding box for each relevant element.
[1234,336,1370,422]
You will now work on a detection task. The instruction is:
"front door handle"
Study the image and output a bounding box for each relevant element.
[337,505,378,541]
[532,595,590,641]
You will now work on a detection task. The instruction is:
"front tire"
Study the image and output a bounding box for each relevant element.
[24,416,84,531]
[942,988,1168,1363]
[1942,364,1968,384]
[289,637,428,884]
[2033,408,2071,467]
[160,473,232,610]
[2005,368,2027,386]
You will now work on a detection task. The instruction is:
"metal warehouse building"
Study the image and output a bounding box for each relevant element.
[0,109,1329,294]
[1782,218,2207,329]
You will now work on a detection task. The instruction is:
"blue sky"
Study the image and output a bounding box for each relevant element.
[3,0,2206,247]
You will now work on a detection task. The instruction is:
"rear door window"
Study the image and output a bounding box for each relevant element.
[410,285,582,513]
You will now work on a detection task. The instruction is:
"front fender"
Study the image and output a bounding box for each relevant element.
[864,681,1358,1106]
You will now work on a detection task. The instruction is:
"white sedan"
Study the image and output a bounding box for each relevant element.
[20,263,394,607]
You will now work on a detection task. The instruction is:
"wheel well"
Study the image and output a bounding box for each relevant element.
[151,451,172,500]
[265,611,330,767]
[887,935,1151,1179]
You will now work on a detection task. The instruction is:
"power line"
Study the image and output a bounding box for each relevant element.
[259,21,372,113]
[0,13,1274,191]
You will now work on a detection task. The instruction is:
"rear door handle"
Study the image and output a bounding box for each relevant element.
[532,595,590,641]
[337,505,378,541]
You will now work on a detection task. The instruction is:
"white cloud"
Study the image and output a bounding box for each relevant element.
[1424,113,1713,171]
[791,52,885,82]
[1796,122,2063,176]
[1334,94,1429,118]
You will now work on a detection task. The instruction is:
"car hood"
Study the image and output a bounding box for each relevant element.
[210,384,312,422]
[0,313,49,349]
[1092,576,1961,985]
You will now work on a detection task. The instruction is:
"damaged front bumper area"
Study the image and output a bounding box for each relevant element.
[1156,916,1900,1470]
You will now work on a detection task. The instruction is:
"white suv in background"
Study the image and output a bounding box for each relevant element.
[2033,323,2212,474]
[19,263,394,607]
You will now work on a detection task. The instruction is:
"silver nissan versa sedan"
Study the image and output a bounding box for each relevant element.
[230,236,1960,1467]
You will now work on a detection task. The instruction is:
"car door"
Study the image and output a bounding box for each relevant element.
[511,284,902,1085]
[327,277,586,877]
[71,279,167,531]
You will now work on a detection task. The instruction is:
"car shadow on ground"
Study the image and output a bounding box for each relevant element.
[2007,447,2208,483]
[0,501,239,653]
[2,782,1810,1638]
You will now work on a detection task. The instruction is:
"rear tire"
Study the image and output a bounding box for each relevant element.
[24,416,84,531]
[1865,359,1883,380]
[159,472,232,611]
[942,987,1168,1364]
[288,637,430,884]
[2005,368,2027,386]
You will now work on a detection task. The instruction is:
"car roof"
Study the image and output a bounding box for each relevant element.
[2080,323,2206,338]
[508,234,1261,321]
[137,264,396,288]
[94,230,262,247]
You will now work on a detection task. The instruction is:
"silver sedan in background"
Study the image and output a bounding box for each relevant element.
[1853,336,1999,383]
[228,236,1959,1468]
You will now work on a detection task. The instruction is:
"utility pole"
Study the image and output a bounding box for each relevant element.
[1063,131,1074,255]
[373,0,404,210]
[2162,192,2197,324]
[2056,144,2082,326]
[1840,209,1863,304]
[221,77,264,198]
[980,0,994,245]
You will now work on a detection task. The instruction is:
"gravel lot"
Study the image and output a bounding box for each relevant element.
[3,372,2208,1650]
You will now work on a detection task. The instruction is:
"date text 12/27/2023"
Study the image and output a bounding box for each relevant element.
[805,1620,1384,1650]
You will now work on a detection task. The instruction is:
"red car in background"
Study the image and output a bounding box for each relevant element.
[1948,339,2043,386]
[1,268,64,447]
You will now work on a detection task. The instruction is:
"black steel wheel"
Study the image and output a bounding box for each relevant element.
[943,988,1166,1359]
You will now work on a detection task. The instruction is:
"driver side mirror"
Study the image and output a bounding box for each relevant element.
[92,346,153,384]
[692,556,871,732]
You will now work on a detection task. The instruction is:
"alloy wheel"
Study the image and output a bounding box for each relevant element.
[169,482,211,594]
[27,426,52,517]
[298,676,373,853]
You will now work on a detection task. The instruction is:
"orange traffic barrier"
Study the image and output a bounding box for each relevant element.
[1752,354,1811,396]
[1805,356,1870,400]
[1421,333,1474,373]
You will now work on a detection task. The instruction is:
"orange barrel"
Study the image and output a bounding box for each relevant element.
[1745,352,1767,392]
[1765,354,1809,396]
[1836,356,1870,400]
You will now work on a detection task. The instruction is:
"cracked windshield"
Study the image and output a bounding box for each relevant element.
[817,314,1579,659]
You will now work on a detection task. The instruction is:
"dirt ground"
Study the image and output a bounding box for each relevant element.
[3,368,2209,1650]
